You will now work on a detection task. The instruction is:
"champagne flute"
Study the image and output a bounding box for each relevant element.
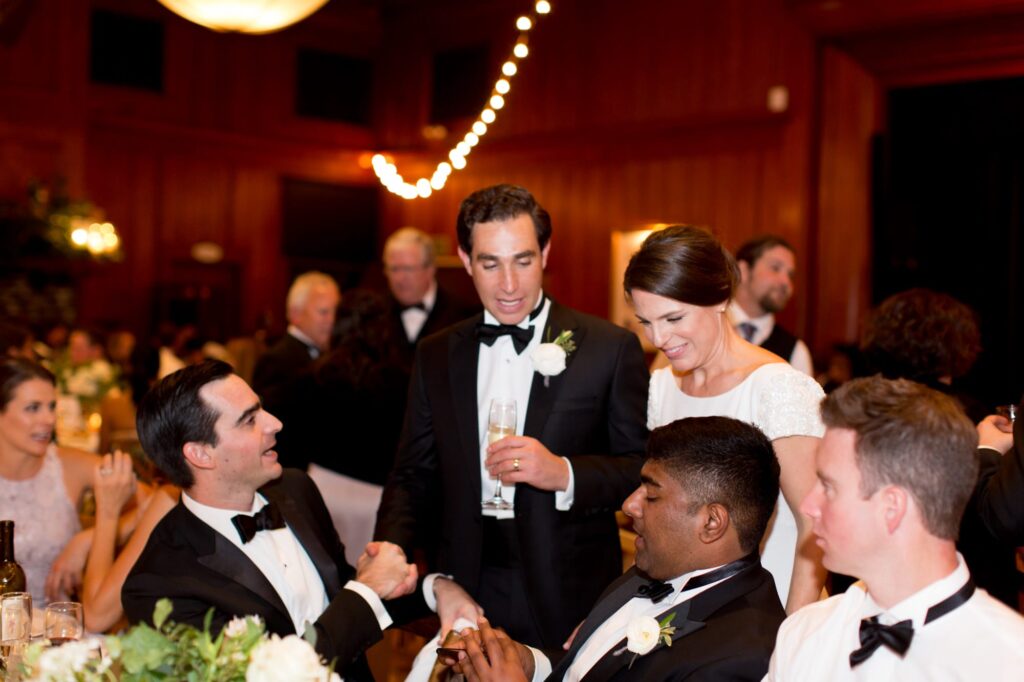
[45,601,84,645]
[483,398,516,511]
[1,591,31,665]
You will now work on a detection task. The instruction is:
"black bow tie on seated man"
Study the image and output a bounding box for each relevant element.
[634,580,674,603]
[849,618,914,667]
[232,503,287,543]
[633,552,760,604]
[848,579,976,668]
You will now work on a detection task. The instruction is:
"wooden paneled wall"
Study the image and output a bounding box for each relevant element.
[378,0,818,337]
[4,0,1024,359]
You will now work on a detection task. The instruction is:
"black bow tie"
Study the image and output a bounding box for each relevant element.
[849,617,914,667]
[401,302,427,312]
[231,502,286,544]
[634,579,674,604]
[849,578,976,668]
[475,323,535,354]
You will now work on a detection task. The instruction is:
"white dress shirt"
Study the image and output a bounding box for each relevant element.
[529,564,735,682]
[477,293,574,519]
[182,492,391,635]
[765,555,1024,681]
[727,302,813,376]
[399,282,437,342]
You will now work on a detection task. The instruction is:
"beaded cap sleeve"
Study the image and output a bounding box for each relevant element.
[647,362,825,440]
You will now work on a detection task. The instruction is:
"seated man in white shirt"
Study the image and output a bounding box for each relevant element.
[451,415,787,681]
[123,360,478,682]
[766,376,1024,681]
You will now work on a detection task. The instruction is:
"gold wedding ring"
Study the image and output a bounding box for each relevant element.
[513,458,520,471]
[99,467,113,476]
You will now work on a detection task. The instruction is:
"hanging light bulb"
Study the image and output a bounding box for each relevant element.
[513,43,529,58]
[502,61,518,77]
[481,108,496,124]
[536,1,551,14]
[495,79,510,94]
[156,0,329,34]
[516,16,532,30]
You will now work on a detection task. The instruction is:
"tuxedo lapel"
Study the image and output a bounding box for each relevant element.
[523,301,586,439]
[450,317,482,497]
[181,507,292,627]
[574,563,765,682]
[269,489,341,596]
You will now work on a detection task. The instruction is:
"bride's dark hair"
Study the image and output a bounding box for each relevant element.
[623,225,738,307]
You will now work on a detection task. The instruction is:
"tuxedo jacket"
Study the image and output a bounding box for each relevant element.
[973,413,1024,544]
[375,300,649,648]
[547,563,786,682]
[123,470,421,681]
[252,334,317,469]
[390,286,479,368]
[253,333,316,398]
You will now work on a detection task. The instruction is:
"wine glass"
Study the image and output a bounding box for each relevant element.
[482,398,516,511]
[1,592,32,665]
[45,601,84,645]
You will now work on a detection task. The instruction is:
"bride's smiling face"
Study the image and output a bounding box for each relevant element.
[630,289,726,372]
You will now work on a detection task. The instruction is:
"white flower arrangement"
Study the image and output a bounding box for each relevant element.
[52,357,119,407]
[531,330,576,385]
[19,600,337,682]
[619,612,676,668]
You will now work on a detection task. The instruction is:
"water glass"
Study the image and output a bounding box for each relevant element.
[45,601,84,645]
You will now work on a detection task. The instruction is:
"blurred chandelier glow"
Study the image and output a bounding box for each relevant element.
[156,0,329,34]
[372,0,553,200]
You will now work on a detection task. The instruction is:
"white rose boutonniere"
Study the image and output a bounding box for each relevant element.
[618,612,677,667]
[531,330,576,386]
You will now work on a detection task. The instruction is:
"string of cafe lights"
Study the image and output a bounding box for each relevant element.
[371,0,552,200]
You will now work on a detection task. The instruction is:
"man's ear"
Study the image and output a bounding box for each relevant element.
[457,247,473,276]
[699,503,730,544]
[737,260,751,284]
[182,442,215,471]
[881,485,909,534]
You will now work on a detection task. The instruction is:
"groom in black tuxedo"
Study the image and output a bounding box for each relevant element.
[454,416,786,682]
[374,184,649,649]
[123,360,475,681]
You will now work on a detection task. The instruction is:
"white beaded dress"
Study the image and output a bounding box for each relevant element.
[647,362,825,603]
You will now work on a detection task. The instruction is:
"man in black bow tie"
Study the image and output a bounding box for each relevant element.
[766,376,1024,680]
[382,227,478,365]
[375,184,649,649]
[123,360,477,681]
[452,416,787,681]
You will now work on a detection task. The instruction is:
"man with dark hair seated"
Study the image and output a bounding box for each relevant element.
[123,360,477,681]
[453,415,786,681]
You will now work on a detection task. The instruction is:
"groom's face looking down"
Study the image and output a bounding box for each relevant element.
[458,212,550,326]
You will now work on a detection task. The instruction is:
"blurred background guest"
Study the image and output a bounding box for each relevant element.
[382,227,477,368]
[252,271,340,470]
[860,287,985,421]
[729,234,814,376]
[279,288,410,566]
[0,321,35,359]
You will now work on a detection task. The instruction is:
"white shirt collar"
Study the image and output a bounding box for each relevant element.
[860,554,971,629]
[182,491,267,545]
[286,325,319,351]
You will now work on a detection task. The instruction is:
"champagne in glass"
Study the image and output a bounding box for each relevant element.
[1,591,31,667]
[483,399,516,511]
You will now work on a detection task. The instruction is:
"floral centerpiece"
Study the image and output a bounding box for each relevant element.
[19,600,339,681]
[49,355,119,411]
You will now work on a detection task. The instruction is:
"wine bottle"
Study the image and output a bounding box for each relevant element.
[0,520,26,595]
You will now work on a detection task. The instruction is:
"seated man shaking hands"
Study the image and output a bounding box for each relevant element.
[452,416,787,682]
[123,360,476,682]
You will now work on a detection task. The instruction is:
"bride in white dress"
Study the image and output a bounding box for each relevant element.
[624,225,826,613]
